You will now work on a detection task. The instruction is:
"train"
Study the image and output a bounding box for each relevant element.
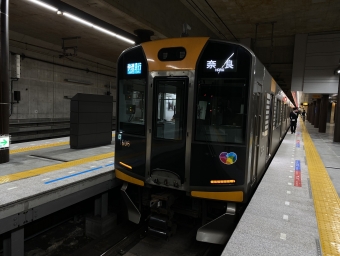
[114,37,293,244]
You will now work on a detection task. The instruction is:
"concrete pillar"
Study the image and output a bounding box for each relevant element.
[314,99,321,128]
[319,95,328,133]
[3,228,24,256]
[0,0,10,164]
[330,102,336,124]
[86,192,116,239]
[310,102,315,125]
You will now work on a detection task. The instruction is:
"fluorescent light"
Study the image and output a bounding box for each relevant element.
[28,0,58,12]
[337,70,340,74]
[115,34,135,44]
[64,13,135,44]
[63,12,93,27]
[26,1,135,45]
[93,25,134,44]
[93,25,116,37]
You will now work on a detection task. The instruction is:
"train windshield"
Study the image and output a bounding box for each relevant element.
[195,41,251,144]
[118,78,146,136]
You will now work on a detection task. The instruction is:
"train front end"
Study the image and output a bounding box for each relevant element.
[115,37,253,243]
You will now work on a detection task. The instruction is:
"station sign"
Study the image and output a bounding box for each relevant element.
[0,135,10,149]
[312,94,322,99]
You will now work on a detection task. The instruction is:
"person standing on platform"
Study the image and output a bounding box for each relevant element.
[302,109,306,122]
[290,107,298,134]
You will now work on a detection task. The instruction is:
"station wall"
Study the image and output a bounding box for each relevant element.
[8,32,117,120]
[291,32,340,94]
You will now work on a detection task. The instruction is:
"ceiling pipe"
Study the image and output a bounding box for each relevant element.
[185,0,228,40]
[134,29,154,44]
[204,0,238,42]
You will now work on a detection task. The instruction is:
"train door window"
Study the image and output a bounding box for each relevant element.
[118,79,146,135]
[276,99,281,126]
[154,80,186,140]
[263,93,271,135]
[273,99,277,128]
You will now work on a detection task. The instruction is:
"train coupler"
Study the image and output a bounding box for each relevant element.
[148,214,177,239]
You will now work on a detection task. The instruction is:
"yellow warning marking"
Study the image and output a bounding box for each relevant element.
[0,152,114,185]
[302,121,340,255]
[10,141,69,154]
[10,133,115,154]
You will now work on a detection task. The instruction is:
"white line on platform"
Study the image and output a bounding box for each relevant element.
[285,201,290,206]
[280,233,286,240]
[288,183,292,185]
[90,166,96,168]
[289,176,292,178]
[283,215,289,220]
[68,171,75,174]
[8,187,17,190]
[287,191,291,194]
[42,178,50,181]
[290,170,294,172]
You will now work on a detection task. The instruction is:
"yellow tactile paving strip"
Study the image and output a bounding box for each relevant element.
[0,152,114,185]
[10,132,115,154]
[10,141,69,154]
[302,122,340,255]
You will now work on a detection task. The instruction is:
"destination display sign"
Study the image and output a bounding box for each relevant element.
[127,62,142,75]
[205,53,237,73]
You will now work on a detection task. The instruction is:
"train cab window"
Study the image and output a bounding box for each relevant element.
[195,79,247,144]
[154,80,186,140]
[195,40,251,144]
[118,79,146,135]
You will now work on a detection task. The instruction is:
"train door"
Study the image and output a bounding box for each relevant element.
[250,92,262,185]
[150,77,188,183]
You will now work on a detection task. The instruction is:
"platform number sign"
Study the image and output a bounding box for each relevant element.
[0,135,10,149]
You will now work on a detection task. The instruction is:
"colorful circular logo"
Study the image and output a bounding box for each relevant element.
[219,152,237,165]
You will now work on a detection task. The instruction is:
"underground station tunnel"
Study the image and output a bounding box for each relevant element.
[0,0,340,255]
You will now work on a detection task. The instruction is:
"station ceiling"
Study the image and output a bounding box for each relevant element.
[9,0,340,103]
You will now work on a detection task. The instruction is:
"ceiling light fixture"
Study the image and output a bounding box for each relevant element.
[63,12,134,44]
[27,0,135,45]
[27,0,58,12]
[63,12,93,27]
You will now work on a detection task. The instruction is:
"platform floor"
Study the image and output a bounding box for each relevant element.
[0,135,116,233]
[223,120,340,256]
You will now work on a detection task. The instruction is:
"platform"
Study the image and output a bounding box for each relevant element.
[0,135,117,236]
[223,121,340,255]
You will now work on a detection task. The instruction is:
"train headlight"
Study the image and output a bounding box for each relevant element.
[210,180,236,184]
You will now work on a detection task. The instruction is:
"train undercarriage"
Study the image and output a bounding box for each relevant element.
[121,182,241,244]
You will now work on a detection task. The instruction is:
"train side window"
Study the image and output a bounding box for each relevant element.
[118,79,146,135]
